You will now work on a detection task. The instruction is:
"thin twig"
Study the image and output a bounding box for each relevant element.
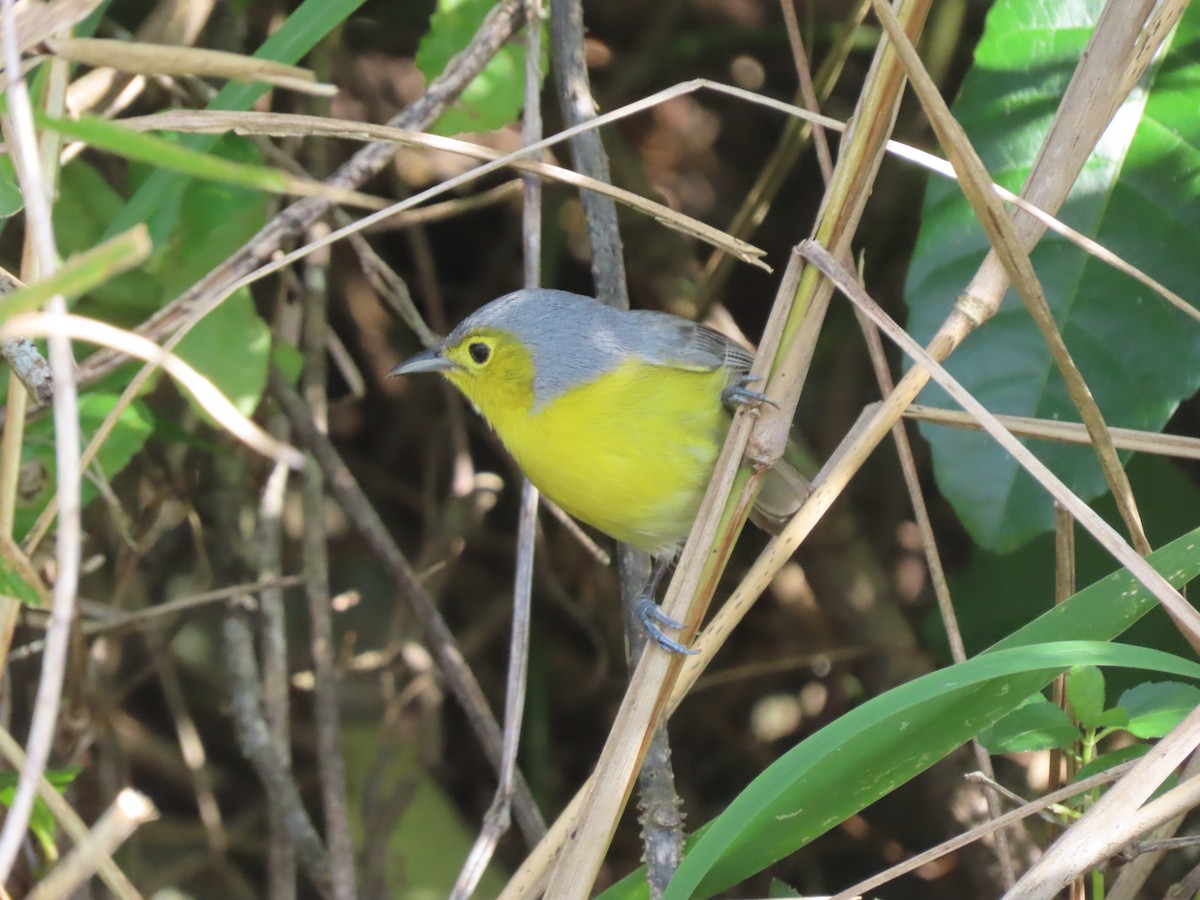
[302,227,357,900]
[9,576,303,661]
[223,614,335,899]
[451,3,544,895]
[778,0,833,184]
[259,457,296,900]
[551,0,627,307]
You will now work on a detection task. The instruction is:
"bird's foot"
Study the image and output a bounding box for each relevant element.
[722,375,778,412]
[636,597,698,655]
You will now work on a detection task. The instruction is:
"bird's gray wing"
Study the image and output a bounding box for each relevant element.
[623,310,755,376]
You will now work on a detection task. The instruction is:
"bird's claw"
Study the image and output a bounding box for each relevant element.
[636,597,698,655]
[722,375,778,412]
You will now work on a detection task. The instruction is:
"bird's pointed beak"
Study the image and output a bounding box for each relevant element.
[388,346,456,377]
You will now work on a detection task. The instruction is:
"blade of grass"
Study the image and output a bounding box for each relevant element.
[665,641,1200,899]
[102,0,371,238]
[35,110,386,210]
[0,225,150,323]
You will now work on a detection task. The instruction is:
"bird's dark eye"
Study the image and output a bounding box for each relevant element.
[469,341,491,364]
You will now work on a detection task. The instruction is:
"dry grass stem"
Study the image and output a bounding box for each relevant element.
[44,37,335,95]
[905,405,1200,460]
[1,312,303,471]
[119,109,767,268]
[27,791,157,900]
[834,760,1138,900]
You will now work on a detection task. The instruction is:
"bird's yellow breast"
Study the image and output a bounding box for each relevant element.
[481,359,731,554]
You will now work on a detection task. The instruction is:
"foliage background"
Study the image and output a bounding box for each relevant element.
[0,0,1197,897]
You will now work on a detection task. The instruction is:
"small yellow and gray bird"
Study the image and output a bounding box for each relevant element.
[390,288,805,653]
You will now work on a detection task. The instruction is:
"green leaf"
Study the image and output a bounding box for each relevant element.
[922,456,1200,659]
[416,0,537,136]
[599,526,1200,900]
[271,339,305,386]
[1073,743,1149,784]
[0,567,41,607]
[54,161,160,322]
[174,288,272,420]
[38,112,297,197]
[0,766,81,863]
[14,392,154,542]
[661,643,1200,899]
[146,135,270,302]
[1090,706,1129,730]
[0,227,152,325]
[1118,681,1200,739]
[904,0,1200,551]
[105,0,370,238]
[0,153,24,219]
[1066,665,1105,727]
[978,697,1077,753]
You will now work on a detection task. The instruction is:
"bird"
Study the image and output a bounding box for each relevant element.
[389,288,806,654]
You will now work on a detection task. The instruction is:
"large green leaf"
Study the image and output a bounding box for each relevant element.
[0,154,23,220]
[416,0,539,136]
[145,135,270,301]
[1118,682,1200,739]
[977,697,1078,753]
[663,643,1200,899]
[174,287,272,421]
[904,0,1200,551]
[599,525,1200,899]
[55,161,160,323]
[921,455,1200,660]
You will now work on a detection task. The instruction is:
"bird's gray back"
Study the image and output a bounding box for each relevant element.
[452,289,754,407]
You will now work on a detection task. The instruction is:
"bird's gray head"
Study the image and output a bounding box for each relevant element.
[445,289,632,407]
